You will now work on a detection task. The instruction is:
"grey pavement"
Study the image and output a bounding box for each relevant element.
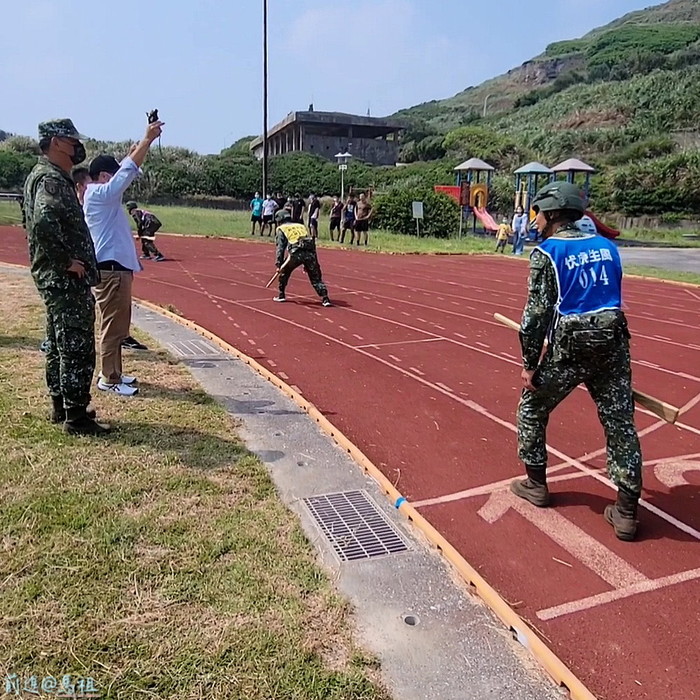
[132,303,565,700]
[618,246,700,274]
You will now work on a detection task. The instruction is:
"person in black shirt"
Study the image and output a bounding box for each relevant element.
[290,193,305,224]
[307,193,321,239]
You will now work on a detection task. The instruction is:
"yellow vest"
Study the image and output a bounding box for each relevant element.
[279,223,309,245]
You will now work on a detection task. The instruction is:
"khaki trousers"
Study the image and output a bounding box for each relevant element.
[93,270,133,384]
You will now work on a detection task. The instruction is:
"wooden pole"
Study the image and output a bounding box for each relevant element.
[493,313,680,424]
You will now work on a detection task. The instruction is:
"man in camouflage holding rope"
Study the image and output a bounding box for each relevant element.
[23,119,108,435]
[511,181,642,541]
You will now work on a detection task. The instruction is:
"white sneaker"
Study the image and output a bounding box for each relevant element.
[98,373,137,385]
[97,379,139,396]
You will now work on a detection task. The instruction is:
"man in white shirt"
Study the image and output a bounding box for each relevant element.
[83,119,163,396]
[261,194,279,237]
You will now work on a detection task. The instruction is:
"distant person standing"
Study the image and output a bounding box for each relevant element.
[83,117,163,397]
[354,193,373,246]
[275,192,286,211]
[261,193,279,237]
[290,193,306,224]
[340,194,357,244]
[23,119,106,435]
[329,195,343,241]
[307,193,321,239]
[511,205,528,255]
[496,218,511,253]
[250,191,264,235]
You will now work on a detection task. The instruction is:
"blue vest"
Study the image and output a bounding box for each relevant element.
[536,234,622,316]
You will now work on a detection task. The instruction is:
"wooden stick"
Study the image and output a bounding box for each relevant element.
[264,256,291,289]
[493,313,680,424]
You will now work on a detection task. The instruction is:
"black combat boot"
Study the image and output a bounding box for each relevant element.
[604,489,639,541]
[510,465,550,507]
[50,396,96,424]
[63,406,110,436]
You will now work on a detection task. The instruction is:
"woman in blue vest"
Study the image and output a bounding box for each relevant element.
[512,181,642,541]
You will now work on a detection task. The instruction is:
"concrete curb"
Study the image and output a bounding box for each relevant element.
[135,296,598,700]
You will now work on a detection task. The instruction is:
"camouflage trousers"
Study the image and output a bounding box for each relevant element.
[517,338,643,497]
[39,282,96,409]
[139,237,162,258]
[279,249,328,298]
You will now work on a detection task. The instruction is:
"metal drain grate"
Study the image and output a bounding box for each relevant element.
[304,490,409,562]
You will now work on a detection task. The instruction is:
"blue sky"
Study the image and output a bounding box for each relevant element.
[1,0,657,154]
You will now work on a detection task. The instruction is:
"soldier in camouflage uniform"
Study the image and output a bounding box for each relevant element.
[273,210,332,307]
[23,119,108,436]
[512,181,642,541]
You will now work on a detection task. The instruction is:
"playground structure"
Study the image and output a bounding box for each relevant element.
[453,158,498,235]
[434,156,620,240]
[548,158,619,239]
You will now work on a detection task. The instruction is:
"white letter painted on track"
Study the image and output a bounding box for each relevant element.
[478,490,648,589]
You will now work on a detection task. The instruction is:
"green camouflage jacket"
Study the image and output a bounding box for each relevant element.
[519,223,585,370]
[23,157,99,290]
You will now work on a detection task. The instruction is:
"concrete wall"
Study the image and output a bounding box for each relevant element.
[252,128,399,166]
[303,133,398,166]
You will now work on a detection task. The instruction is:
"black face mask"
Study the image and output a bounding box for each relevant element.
[70,142,86,165]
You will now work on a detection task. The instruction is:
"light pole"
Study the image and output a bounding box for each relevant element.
[335,151,352,199]
[262,0,269,196]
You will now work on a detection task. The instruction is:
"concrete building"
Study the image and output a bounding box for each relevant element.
[250,110,404,166]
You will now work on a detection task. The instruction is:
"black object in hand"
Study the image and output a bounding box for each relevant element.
[147,109,159,124]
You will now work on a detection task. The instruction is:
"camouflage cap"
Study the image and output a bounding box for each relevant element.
[38,119,87,141]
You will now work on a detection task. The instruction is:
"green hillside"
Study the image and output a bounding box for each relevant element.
[395,0,700,134]
[390,0,700,217]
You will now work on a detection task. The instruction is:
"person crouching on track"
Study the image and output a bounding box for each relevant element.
[512,181,643,541]
[126,201,165,261]
[273,210,332,307]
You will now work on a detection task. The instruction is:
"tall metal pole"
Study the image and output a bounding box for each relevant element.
[262,0,269,196]
[340,167,344,200]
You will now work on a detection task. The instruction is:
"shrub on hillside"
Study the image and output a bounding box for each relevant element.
[604,151,700,215]
[443,126,525,170]
[373,188,459,238]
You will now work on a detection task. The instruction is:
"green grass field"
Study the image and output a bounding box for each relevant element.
[0,273,389,700]
[2,200,699,282]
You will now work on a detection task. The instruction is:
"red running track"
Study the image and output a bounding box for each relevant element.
[2,228,700,699]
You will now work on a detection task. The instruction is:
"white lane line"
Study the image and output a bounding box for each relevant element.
[436,382,453,392]
[454,332,467,339]
[537,568,700,621]
[354,337,444,350]
[412,469,591,509]
[475,341,490,349]
[352,334,364,341]
[388,354,402,363]
[409,367,425,376]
